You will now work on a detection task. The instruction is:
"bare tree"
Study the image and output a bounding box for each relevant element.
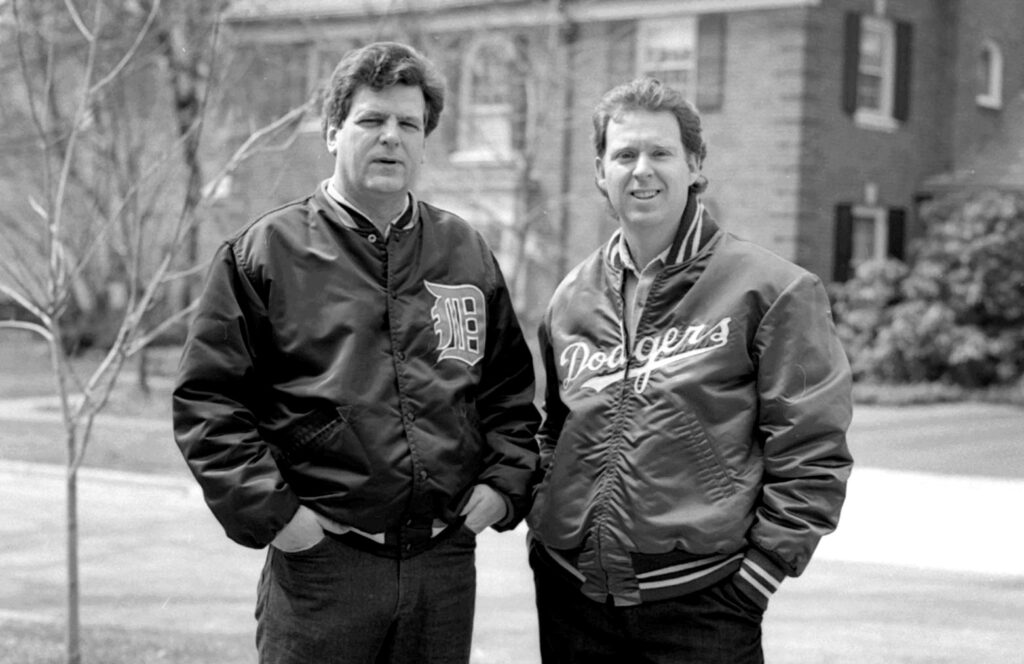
[0,1,313,661]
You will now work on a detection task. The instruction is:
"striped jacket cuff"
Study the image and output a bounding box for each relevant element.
[733,548,787,610]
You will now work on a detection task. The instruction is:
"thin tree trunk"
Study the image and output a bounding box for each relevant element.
[66,465,81,664]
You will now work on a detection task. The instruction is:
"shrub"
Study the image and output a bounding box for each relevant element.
[832,190,1024,387]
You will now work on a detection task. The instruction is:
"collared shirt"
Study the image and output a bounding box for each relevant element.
[322,179,416,238]
[616,202,707,345]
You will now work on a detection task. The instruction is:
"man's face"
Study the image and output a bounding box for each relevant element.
[326,84,427,210]
[595,110,700,233]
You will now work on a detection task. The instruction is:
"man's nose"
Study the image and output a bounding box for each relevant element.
[379,117,400,145]
[633,153,653,178]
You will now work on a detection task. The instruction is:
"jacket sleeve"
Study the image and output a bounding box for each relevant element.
[473,256,541,530]
[172,242,299,549]
[749,272,853,576]
[536,309,568,475]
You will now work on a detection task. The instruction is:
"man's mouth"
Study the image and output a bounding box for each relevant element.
[631,189,659,200]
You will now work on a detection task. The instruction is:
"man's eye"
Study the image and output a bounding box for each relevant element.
[401,121,421,130]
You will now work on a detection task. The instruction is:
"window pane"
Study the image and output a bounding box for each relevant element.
[851,215,877,265]
[857,74,883,110]
[638,17,697,98]
[459,38,518,157]
[471,46,513,105]
[860,28,885,69]
[856,17,895,119]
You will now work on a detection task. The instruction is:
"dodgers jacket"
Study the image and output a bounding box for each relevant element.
[173,186,540,549]
[528,209,853,606]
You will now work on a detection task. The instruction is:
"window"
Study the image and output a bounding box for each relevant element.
[834,204,906,281]
[636,14,725,111]
[856,18,894,118]
[842,12,912,130]
[977,39,1003,109]
[454,36,522,162]
[638,17,697,97]
[850,206,887,267]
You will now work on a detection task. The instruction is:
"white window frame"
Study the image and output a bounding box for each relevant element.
[636,16,698,102]
[452,35,519,164]
[850,205,888,269]
[854,15,898,132]
[976,39,1003,110]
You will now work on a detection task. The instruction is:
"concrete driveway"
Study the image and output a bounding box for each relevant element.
[1,402,1023,663]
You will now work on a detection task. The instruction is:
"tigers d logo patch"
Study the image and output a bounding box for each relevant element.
[424,281,486,366]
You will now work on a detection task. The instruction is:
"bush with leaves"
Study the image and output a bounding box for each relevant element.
[832,190,1024,387]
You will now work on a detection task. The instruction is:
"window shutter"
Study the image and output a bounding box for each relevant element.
[887,208,907,261]
[841,12,861,115]
[697,14,726,111]
[893,21,913,121]
[834,204,854,281]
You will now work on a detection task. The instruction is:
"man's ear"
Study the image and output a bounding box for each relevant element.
[594,156,607,194]
[325,125,339,155]
[688,156,702,187]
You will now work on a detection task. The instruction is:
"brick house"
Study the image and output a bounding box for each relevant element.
[218,0,1024,324]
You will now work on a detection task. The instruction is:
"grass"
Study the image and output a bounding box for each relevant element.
[853,377,1024,407]
[0,330,181,475]
[0,620,252,664]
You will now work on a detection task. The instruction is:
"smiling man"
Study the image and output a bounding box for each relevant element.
[173,42,540,664]
[527,77,854,663]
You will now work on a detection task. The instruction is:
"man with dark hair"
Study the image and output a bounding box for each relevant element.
[528,76,853,663]
[174,41,540,664]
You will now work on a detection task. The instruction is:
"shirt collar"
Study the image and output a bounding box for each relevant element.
[615,232,670,275]
[609,200,708,272]
[322,179,416,236]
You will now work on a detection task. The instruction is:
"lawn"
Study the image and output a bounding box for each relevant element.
[0,621,252,664]
[0,331,181,475]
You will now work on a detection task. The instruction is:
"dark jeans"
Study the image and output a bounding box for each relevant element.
[256,526,477,664]
[530,546,764,664]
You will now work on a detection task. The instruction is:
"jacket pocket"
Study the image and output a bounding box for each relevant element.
[276,406,364,467]
[678,409,737,503]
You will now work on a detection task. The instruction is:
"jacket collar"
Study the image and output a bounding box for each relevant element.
[318,179,418,236]
[607,195,719,270]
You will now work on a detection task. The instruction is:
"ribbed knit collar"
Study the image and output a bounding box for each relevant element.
[321,179,416,237]
[608,194,718,271]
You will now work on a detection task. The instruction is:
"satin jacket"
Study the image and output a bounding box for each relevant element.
[174,186,540,549]
[529,210,853,605]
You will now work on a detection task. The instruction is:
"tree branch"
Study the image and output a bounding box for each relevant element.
[0,319,53,342]
[89,0,162,96]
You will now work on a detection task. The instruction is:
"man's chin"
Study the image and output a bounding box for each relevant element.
[363,178,410,196]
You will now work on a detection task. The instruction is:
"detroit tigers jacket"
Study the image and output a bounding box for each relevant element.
[528,209,853,607]
[173,186,540,549]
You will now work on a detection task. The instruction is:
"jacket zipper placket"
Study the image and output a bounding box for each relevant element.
[590,264,645,600]
[384,231,429,505]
